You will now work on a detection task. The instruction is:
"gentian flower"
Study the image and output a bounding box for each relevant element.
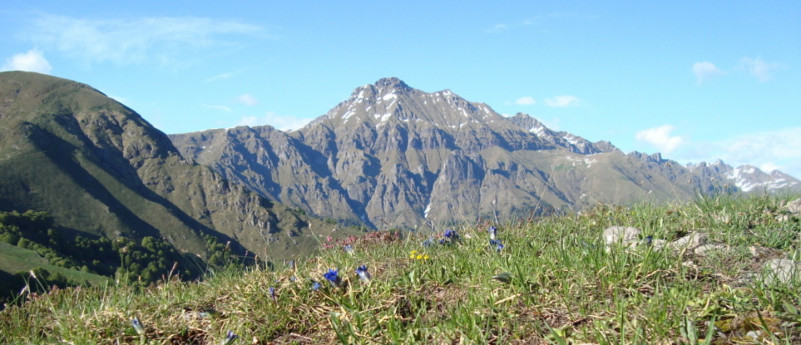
[489,226,497,240]
[222,330,238,345]
[131,317,145,335]
[355,265,371,282]
[311,280,321,291]
[444,229,456,239]
[324,268,342,287]
[496,243,504,252]
[489,239,500,246]
[268,286,276,301]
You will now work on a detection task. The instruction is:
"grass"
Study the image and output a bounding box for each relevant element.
[1,194,800,344]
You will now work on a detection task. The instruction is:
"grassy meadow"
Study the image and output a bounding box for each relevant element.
[1,194,800,344]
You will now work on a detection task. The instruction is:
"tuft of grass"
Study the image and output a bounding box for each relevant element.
[1,194,799,344]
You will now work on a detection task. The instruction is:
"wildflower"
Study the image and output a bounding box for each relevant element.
[422,238,433,247]
[268,286,276,301]
[131,317,145,335]
[222,330,238,345]
[324,268,342,287]
[344,245,354,255]
[311,280,321,291]
[489,226,497,240]
[356,265,371,282]
[496,243,504,252]
[489,239,500,246]
[409,250,418,259]
[444,229,457,239]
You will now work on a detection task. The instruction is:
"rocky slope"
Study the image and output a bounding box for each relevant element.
[170,77,801,230]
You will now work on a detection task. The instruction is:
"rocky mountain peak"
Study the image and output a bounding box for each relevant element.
[373,77,412,93]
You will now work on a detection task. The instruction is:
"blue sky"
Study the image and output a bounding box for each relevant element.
[2,1,800,177]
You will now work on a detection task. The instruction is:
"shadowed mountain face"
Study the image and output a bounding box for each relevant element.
[170,77,801,230]
[0,71,343,262]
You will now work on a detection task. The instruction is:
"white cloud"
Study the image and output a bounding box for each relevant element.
[692,61,722,84]
[201,104,232,112]
[1,49,52,74]
[544,95,580,107]
[26,15,264,66]
[237,112,315,131]
[515,96,536,105]
[739,57,778,82]
[237,94,258,106]
[635,125,683,153]
[676,127,801,179]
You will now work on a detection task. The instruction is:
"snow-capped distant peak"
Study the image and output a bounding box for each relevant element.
[726,165,801,192]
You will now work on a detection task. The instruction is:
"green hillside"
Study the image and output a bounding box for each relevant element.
[0,71,360,297]
[1,194,799,344]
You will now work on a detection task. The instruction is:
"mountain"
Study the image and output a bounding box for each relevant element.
[169,77,801,230]
[0,71,346,273]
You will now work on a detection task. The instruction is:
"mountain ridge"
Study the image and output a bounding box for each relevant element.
[171,77,801,230]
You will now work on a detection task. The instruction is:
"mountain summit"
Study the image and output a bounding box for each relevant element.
[170,78,800,229]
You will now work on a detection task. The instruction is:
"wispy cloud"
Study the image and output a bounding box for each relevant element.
[486,24,508,33]
[202,104,232,112]
[739,57,778,82]
[205,72,235,83]
[25,14,264,66]
[1,49,52,74]
[237,112,314,131]
[692,61,723,84]
[544,95,580,107]
[237,94,258,106]
[515,96,536,105]
[635,125,683,154]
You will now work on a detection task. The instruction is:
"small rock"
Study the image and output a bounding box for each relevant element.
[669,232,708,253]
[603,226,641,251]
[745,330,762,341]
[748,245,773,259]
[763,259,801,284]
[785,198,801,215]
[693,244,730,256]
[652,239,667,251]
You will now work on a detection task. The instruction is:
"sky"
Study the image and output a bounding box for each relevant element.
[1,1,800,178]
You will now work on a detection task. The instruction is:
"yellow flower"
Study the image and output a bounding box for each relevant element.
[409,250,418,259]
[416,254,423,260]
[423,254,430,260]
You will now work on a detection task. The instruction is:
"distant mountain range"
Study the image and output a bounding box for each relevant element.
[169,77,800,230]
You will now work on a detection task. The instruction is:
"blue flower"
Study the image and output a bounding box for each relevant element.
[268,286,276,301]
[324,268,342,287]
[311,280,321,291]
[222,330,238,345]
[444,229,456,238]
[439,239,446,245]
[489,226,497,240]
[489,239,500,246]
[344,245,354,255]
[355,265,371,282]
[422,238,433,247]
[496,243,504,252]
[131,317,145,335]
